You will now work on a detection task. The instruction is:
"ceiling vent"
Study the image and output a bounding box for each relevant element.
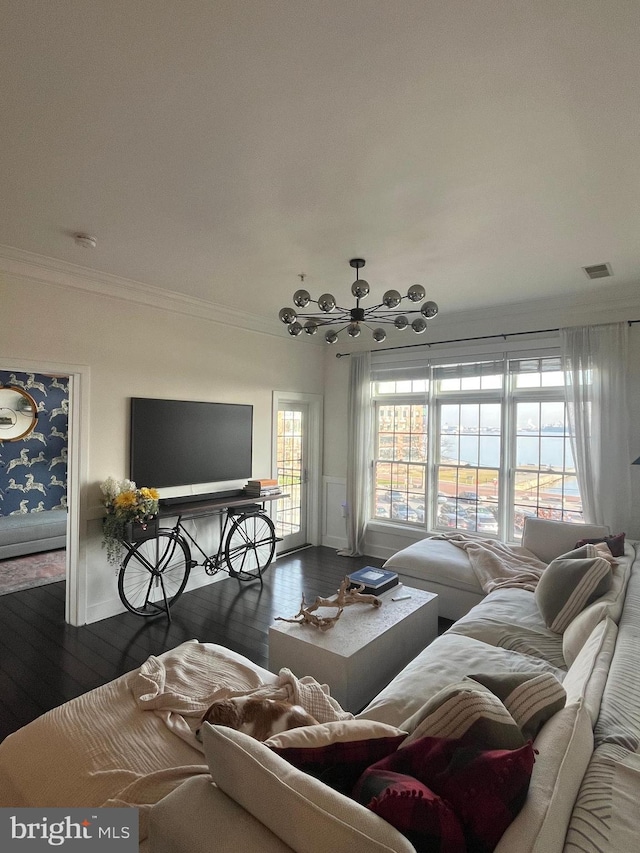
[582,262,613,280]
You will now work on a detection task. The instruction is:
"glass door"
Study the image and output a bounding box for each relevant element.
[276,403,309,552]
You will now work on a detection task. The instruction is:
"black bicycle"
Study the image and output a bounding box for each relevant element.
[117,503,277,618]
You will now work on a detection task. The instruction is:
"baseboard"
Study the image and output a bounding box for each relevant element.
[321,534,347,550]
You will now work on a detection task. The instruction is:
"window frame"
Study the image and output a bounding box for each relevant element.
[370,346,581,542]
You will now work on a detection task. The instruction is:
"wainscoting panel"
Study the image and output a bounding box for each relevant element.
[322,476,347,551]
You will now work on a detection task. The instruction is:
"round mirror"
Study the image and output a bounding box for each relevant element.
[0,386,38,441]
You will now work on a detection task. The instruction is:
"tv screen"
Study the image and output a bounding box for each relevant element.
[130,398,253,489]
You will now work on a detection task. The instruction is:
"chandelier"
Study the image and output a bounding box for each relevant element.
[278,258,438,344]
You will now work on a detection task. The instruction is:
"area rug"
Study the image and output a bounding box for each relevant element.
[0,549,66,596]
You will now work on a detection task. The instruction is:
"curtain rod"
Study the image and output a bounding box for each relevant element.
[335,319,640,358]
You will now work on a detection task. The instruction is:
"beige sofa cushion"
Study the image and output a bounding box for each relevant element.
[149,775,294,853]
[383,537,481,593]
[202,723,415,853]
[562,618,618,725]
[357,632,566,731]
[522,518,609,564]
[494,700,593,853]
[562,551,632,665]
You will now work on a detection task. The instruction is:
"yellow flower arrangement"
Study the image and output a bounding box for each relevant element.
[100,477,160,565]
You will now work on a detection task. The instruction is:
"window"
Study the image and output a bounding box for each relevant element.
[371,353,582,541]
[373,380,428,524]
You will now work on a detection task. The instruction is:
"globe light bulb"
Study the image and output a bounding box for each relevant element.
[411,317,427,334]
[407,284,426,303]
[293,289,311,308]
[347,322,361,338]
[279,307,297,325]
[421,300,438,319]
[303,320,319,335]
[351,278,370,299]
[372,328,387,342]
[318,293,336,312]
[288,321,303,336]
[325,330,338,344]
[382,289,401,308]
[394,315,409,330]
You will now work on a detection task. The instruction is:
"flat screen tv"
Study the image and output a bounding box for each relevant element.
[130,398,253,489]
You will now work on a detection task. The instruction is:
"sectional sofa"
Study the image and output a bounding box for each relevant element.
[0,518,638,853]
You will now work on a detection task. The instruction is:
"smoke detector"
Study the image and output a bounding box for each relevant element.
[582,262,613,280]
[74,233,97,249]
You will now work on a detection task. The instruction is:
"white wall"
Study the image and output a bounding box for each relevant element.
[322,283,640,556]
[4,265,640,618]
[1,270,325,623]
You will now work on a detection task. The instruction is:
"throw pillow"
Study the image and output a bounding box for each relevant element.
[354,735,535,852]
[353,769,466,853]
[202,723,415,853]
[264,719,407,750]
[574,532,625,558]
[270,732,406,795]
[534,545,612,633]
[400,678,525,751]
[468,671,566,741]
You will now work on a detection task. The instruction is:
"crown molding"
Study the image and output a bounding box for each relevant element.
[424,281,640,344]
[336,279,640,357]
[2,243,637,346]
[0,243,280,338]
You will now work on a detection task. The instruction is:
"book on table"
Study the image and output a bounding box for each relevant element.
[348,566,399,595]
[244,478,281,496]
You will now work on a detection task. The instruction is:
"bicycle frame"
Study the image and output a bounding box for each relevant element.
[169,510,233,576]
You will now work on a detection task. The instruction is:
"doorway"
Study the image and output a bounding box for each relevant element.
[272,392,323,554]
[0,358,88,625]
[0,370,68,594]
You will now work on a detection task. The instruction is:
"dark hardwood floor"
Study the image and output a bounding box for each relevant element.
[0,546,450,743]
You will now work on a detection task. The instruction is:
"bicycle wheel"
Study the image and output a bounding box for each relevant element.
[224,511,276,582]
[119,531,191,616]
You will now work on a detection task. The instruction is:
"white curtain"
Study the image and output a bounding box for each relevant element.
[561,322,632,532]
[338,351,372,556]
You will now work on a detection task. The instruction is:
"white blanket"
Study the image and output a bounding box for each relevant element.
[133,640,267,749]
[224,668,355,724]
[133,641,353,752]
[433,533,547,593]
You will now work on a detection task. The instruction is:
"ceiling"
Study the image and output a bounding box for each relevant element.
[1,1,639,338]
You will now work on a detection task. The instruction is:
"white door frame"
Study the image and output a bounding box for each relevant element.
[272,391,323,547]
[0,357,90,626]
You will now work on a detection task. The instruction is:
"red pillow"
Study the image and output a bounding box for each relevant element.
[353,768,466,853]
[575,532,625,557]
[270,734,406,795]
[353,735,535,852]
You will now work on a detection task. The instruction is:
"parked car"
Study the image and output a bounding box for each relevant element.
[475,515,499,533]
[391,503,407,519]
[436,512,473,530]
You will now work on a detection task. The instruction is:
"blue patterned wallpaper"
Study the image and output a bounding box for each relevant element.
[0,371,69,516]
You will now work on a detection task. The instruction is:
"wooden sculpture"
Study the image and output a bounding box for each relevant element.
[275,576,382,631]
